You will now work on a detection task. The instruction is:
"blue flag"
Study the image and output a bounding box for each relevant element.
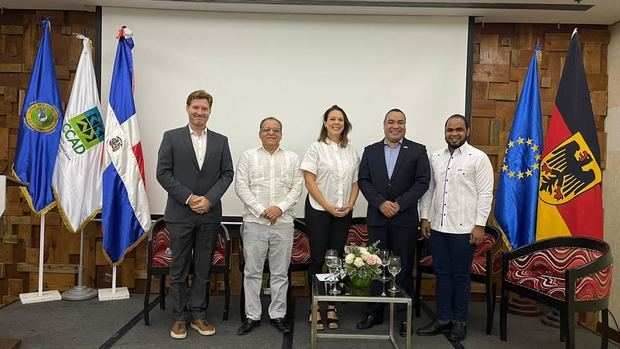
[102,27,151,265]
[495,46,543,249]
[12,19,64,214]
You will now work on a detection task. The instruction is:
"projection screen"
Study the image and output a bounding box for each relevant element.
[101,7,469,217]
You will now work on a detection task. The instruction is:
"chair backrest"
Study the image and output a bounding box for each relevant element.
[346,223,368,247]
[149,219,229,268]
[150,219,171,268]
[212,224,230,267]
[512,247,604,276]
[238,219,310,265]
[291,227,311,264]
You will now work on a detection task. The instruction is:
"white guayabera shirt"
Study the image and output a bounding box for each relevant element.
[419,142,494,234]
[300,139,360,210]
[235,146,303,225]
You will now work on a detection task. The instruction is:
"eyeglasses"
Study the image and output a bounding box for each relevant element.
[260,127,281,134]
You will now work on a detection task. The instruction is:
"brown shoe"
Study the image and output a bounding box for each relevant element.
[191,319,216,336]
[170,321,187,339]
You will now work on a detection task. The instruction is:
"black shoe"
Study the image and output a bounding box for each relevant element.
[446,322,467,342]
[415,320,452,336]
[237,318,261,335]
[270,318,291,334]
[356,314,383,330]
[399,320,412,337]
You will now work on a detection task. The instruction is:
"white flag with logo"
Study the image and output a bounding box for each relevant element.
[52,35,104,233]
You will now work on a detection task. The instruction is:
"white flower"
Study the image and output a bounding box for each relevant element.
[360,250,371,260]
[345,253,355,264]
[354,257,364,268]
[359,247,368,255]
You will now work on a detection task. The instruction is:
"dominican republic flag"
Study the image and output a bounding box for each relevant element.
[102,27,151,265]
[52,35,104,233]
[495,46,543,249]
[536,29,603,240]
[12,19,64,214]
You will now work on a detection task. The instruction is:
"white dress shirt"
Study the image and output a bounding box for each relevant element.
[185,125,208,204]
[235,146,304,225]
[300,140,360,210]
[189,125,207,170]
[419,142,494,234]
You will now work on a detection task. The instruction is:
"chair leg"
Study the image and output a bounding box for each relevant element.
[206,280,211,309]
[159,275,166,310]
[491,282,498,334]
[564,311,575,349]
[286,269,292,310]
[414,269,422,317]
[144,268,152,326]
[485,280,493,335]
[560,309,566,342]
[240,273,246,321]
[601,308,609,349]
[500,288,508,341]
[223,269,230,321]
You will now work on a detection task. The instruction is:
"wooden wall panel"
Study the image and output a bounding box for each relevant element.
[472,24,609,176]
[0,9,98,306]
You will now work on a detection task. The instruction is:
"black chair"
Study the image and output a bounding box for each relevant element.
[500,236,612,349]
[238,218,311,320]
[414,226,503,335]
[144,218,232,325]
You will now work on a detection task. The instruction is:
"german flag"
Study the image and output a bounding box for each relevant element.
[536,30,603,240]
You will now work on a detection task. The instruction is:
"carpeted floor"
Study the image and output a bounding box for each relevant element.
[0,294,617,349]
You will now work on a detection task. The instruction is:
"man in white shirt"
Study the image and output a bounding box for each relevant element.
[417,114,493,342]
[235,117,304,335]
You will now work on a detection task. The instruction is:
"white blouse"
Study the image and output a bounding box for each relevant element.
[300,139,360,211]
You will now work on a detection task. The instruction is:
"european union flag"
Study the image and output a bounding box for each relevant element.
[12,19,64,214]
[495,46,543,249]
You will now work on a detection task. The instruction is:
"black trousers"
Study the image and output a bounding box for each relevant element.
[305,196,352,298]
[366,222,417,320]
[430,230,475,322]
[167,221,219,322]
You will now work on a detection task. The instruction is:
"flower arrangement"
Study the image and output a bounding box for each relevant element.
[343,241,382,281]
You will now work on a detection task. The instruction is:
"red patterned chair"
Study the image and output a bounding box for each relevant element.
[500,237,612,349]
[414,225,502,335]
[238,218,311,320]
[346,218,369,247]
[144,218,232,325]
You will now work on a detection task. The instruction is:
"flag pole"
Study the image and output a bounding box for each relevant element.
[62,228,97,300]
[112,265,117,292]
[19,213,61,303]
[38,213,44,296]
[98,263,129,301]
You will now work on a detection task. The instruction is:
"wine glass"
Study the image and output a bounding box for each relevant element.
[378,249,391,282]
[324,249,340,290]
[388,256,402,292]
[326,256,342,295]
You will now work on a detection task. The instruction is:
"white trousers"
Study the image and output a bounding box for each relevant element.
[242,222,293,320]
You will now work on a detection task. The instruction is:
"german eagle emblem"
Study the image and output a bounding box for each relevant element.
[538,132,601,205]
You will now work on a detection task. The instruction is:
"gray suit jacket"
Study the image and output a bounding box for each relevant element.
[156,126,234,223]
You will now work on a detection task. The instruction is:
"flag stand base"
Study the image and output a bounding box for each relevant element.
[98,287,130,301]
[19,290,62,304]
[62,286,98,301]
[541,309,561,328]
[507,294,543,316]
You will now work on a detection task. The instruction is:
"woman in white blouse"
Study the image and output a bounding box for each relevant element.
[301,105,360,330]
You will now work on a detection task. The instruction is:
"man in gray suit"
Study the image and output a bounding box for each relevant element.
[156,90,234,339]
